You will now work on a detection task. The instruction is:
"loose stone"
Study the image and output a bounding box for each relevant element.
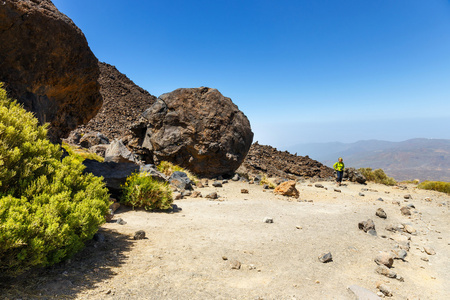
[134,230,146,240]
[318,252,332,263]
[376,208,387,219]
[263,217,274,223]
[374,251,394,268]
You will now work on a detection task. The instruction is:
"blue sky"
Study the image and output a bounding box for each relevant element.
[53,0,450,148]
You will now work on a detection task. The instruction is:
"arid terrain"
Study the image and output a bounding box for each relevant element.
[1,180,448,299]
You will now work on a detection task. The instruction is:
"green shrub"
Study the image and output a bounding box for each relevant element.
[418,181,450,194]
[61,141,104,162]
[121,172,173,210]
[358,168,397,186]
[0,84,110,276]
[157,161,198,184]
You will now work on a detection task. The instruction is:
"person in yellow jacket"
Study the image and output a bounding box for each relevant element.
[333,157,345,186]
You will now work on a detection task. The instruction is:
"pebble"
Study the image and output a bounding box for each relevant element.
[424,246,436,255]
[391,249,407,260]
[374,251,394,268]
[232,174,240,181]
[222,180,228,184]
[376,265,397,278]
[377,284,393,297]
[262,184,269,189]
[181,190,192,197]
[116,218,127,225]
[318,252,332,263]
[421,256,429,262]
[263,217,274,223]
[403,224,417,235]
[359,192,365,197]
[196,181,204,188]
[358,219,376,233]
[296,225,303,229]
[377,197,384,201]
[334,189,341,193]
[173,192,183,200]
[205,192,218,199]
[93,232,105,242]
[375,208,387,219]
[191,191,202,198]
[314,183,324,188]
[230,260,241,270]
[392,200,400,206]
[133,230,146,240]
[404,194,412,199]
[400,206,411,216]
[212,181,223,187]
[241,189,249,194]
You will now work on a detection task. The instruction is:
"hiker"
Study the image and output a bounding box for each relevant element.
[333,157,345,186]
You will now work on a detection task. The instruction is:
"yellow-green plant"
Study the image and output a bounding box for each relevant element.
[121,172,173,210]
[259,174,276,189]
[157,161,198,183]
[62,142,104,162]
[418,181,450,194]
[358,168,397,186]
[0,84,110,276]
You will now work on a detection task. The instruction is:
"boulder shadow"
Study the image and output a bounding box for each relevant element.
[0,228,134,299]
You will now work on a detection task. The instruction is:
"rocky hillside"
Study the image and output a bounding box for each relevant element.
[75,62,157,141]
[238,142,334,179]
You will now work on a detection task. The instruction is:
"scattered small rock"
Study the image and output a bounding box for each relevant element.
[222,179,228,184]
[116,218,127,225]
[375,208,387,219]
[377,284,393,297]
[391,249,407,261]
[421,256,429,262]
[404,194,412,199]
[134,230,146,240]
[334,188,341,193]
[359,192,365,197]
[296,225,303,229]
[241,189,249,194]
[358,219,376,233]
[196,181,204,188]
[93,232,105,243]
[403,224,417,235]
[318,252,332,263]
[263,217,274,223]
[222,256,228,260]
[181,189,192,197]
[348,285,380,300]
[406,203,415,209]
[400,206,411,216]
[274,180,300,198]
[424,197,432,202]
[174,192,183,200]
[262,184,269,189]
[376,265,397,278]
[424,246,436,255]
[374,251,394,268]
[392,200,400,206]
[205,192,218,199]
[109,201,120,213]
[230,260,241,270]
[232,174,240,181]
[191,191,202,198]
[212,181,223,187]
[314,183,324,188]
[377,197,384,202]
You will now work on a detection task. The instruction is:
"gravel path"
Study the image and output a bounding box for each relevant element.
[2,180,449,299]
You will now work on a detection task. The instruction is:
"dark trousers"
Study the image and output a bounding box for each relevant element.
[336,170,343,183]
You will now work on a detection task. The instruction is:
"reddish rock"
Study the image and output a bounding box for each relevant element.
[0,0,102,142]
[274,180,300,198]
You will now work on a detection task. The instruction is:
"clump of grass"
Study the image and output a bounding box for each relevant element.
[121,172,173,210]
[259,174,276,189]
[62,142,104,162]
[400,179,420,185]
[418,181,450,194]
[358,168,397,186]
[157,161,198,183]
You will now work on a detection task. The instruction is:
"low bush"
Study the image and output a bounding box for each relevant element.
[358,168,397,186]
[61,142,104,162]
[121,172,173,210]
[418,181,450,194]
[157,161,198,183]
[0,84,110,276]
[260,174,276,189]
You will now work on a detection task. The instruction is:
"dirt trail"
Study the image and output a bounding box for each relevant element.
[2,181,449,299]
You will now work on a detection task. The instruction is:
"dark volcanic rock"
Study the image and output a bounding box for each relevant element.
[238,142,334,179]
[0,0,102,142]
[344,167,367,184]
[132,87,253,177]
[75,62,157,144]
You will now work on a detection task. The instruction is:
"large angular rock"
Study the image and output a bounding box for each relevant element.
[132,87,253,177]
[344,167,367,184]
[0,0,102,142]
[274,180,300,198]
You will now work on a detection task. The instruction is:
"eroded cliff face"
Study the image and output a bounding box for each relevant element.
[0,0,102,142]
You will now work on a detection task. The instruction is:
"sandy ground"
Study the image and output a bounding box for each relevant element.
[1,179,449,300]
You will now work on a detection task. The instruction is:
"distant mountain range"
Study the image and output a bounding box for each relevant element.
[286,138,450,182]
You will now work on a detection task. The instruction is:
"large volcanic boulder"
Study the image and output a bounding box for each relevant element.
[0,0,102,142]
[132,87,253,177]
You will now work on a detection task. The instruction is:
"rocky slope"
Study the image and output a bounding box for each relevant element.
[74,62,157,141]
[238,142,334,179]
[0,0,102,142]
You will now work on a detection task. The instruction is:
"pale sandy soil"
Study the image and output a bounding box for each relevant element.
[1,180,449,300]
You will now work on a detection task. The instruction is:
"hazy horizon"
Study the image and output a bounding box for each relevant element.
[52,0,450,148]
